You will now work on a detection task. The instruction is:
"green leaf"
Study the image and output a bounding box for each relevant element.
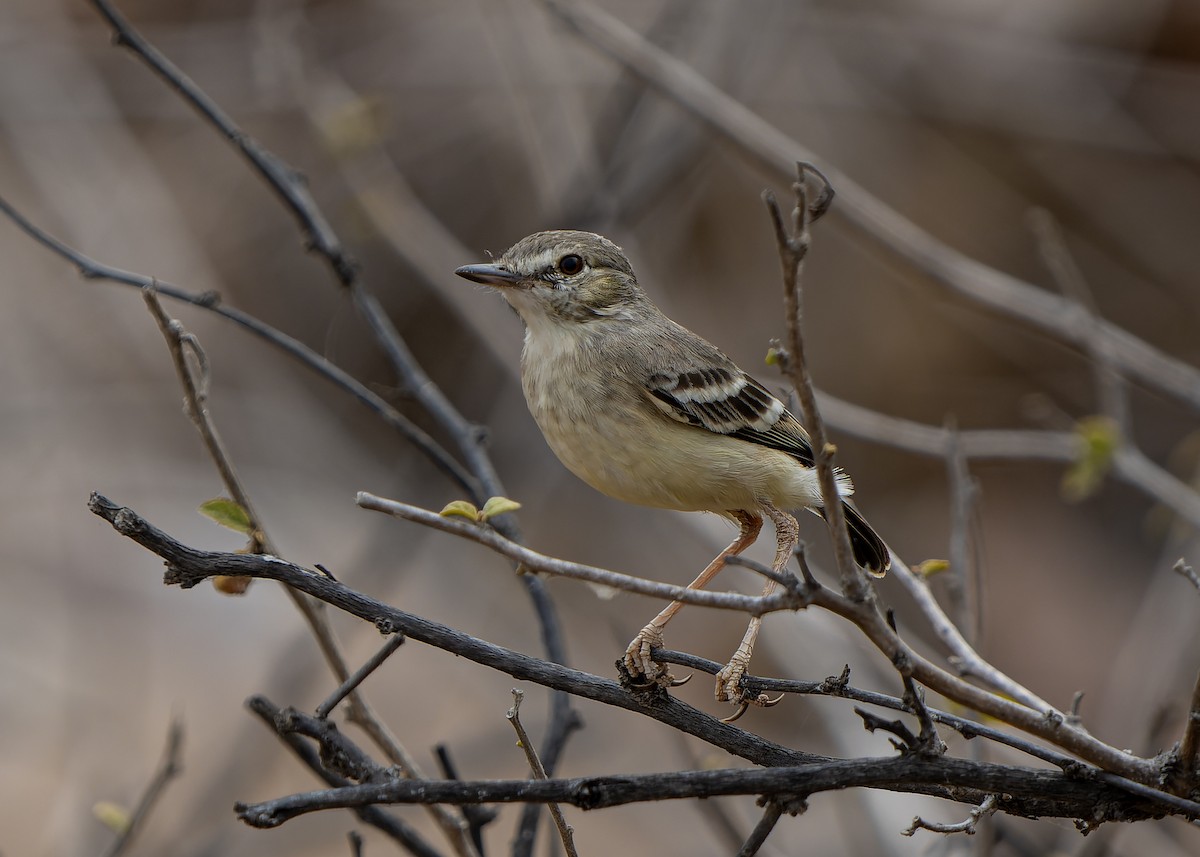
[480,496,522,521]
[439,500,480,521]
[198,498,254,535]
[92,801,131,834]
[915,559,950,578]
[1062,416,1119,502]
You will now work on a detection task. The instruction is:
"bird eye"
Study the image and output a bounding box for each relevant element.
[557,254,584,276]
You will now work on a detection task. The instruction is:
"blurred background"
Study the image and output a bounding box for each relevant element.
[3,0,1200,854]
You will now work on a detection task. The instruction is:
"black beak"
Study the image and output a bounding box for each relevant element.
[455,263,522,287]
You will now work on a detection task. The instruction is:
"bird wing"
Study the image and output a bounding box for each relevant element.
[643,362,816,468]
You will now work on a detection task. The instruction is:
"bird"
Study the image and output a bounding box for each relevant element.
[455,230,889,714]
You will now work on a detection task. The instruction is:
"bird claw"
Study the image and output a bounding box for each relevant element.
[621,626,673,689]
[669,674,692,688]
[715,655,784,718]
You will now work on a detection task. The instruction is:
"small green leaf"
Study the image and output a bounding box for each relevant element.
[915,559,950,578]
[199,498,254,535]
[93,801,131,834]
[480,496,522,521]
[1062,416,1119,502]
[439,500,480,521]
[764,346,784,366]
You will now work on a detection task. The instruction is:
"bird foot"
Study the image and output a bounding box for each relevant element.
[715,653,784,722]
[621,625,674,689]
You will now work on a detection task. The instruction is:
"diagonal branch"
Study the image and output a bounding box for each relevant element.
[537,0,1200,413]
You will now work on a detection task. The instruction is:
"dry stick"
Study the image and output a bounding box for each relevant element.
[244,699,442,857]
[507,691,578,857]
[736,800,785,857]
[1169,560,1200,796]
[85,9,575,848]
[358,492,797,613]
[315,634,406,721]
[903,794,999,838]
[89,492,1200,820]
[764,172,866,599]
[537,0,1200,413]
[944,422,981,648]
[140,293,478,857]
[98,717,184,857]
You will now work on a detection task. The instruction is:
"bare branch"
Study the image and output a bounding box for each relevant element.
[357,492,804,614]
[736,799,790,857]
[90,492,1200,817]
[232,758,1172,829]
[315,634,405,721]
[1029,208,1130,436]
[903,794,999,837]
[764,171,866,597]
[507,690,578,857]
[98,717,184,857]
[537,0,1200,413]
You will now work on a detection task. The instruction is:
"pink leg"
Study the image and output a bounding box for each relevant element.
[715,503,798,715]
[623,511,762,688]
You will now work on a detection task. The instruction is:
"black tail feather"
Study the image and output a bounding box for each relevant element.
[812,503,890,576]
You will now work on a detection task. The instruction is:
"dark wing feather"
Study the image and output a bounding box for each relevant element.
[645,366,815,468]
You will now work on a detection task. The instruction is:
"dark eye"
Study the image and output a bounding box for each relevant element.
[558,254,584,276]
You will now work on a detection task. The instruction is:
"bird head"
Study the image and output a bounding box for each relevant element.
[455,230,646,326]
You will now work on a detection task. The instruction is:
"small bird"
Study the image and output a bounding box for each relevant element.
[456,230,889,713]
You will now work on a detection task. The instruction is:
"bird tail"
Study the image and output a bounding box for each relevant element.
[814,502,890,577]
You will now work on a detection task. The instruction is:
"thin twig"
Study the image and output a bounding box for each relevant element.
[1029,208,1130,436]
[435,745,498,852]
[764,170,866,597]
[357,492,802,614]
[98,717,184,857]
[507,690,578,857]
[1170,664,1200,796]
[944,420,981,647]
[736,800,786,857]
[316,633,406,720]
[903,794,999,837]
[1173,559,1200,593]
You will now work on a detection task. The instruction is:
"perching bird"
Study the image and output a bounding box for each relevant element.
[456,230,889,712]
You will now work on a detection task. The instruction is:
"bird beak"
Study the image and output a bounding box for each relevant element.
[455,263,523,288]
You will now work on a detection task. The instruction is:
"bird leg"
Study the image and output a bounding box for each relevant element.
[715,503,798,715]
[622,510,762,689]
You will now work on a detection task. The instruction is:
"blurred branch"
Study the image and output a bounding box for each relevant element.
[0,194,475,493]
[538,0,1200,412]
[98,717,184,857]
[85,12,576,845]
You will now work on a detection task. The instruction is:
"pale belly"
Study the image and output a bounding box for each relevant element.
[525,372,824,514]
